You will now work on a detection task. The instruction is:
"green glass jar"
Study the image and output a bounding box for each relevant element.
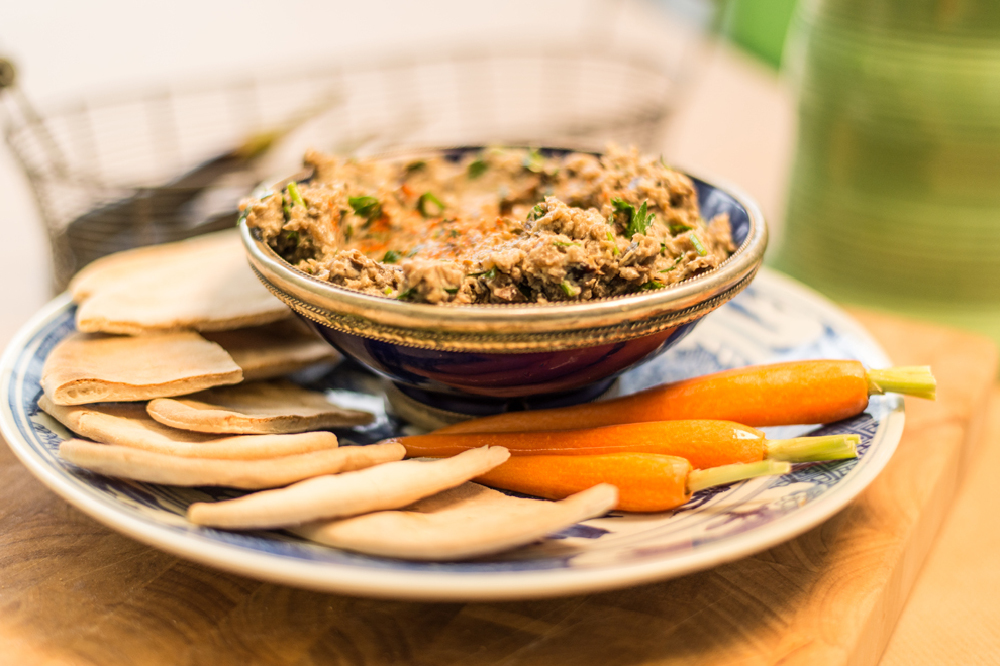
[773,0,1000,346]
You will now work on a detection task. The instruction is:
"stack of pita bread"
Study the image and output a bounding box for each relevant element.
[38,230,617,561]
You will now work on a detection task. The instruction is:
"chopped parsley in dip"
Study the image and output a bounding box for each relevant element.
[243,146,734,305]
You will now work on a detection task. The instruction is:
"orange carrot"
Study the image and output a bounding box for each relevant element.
[438,361,936,434]
[475,453,791,512]
[395,420,858,469]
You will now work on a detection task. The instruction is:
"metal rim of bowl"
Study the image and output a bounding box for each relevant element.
[240,151,768,353]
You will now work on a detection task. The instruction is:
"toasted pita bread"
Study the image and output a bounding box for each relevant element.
[60,439,405,489]
[294,482,618,560]
[38,396,340,459]
[201,319,340,382]
[69,230,240,302]
[146,380,373,434]
[74,229,290,334]
[187,446,510,529]
[41,331,242,405]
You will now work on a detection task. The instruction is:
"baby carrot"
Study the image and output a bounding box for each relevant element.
[475,453,791,512]
[437,360,936,434]
[394,420,858,469]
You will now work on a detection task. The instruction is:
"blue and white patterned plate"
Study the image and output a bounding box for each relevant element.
[0,268,902,601]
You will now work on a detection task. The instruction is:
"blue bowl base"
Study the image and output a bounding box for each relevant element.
[393,377,617,417]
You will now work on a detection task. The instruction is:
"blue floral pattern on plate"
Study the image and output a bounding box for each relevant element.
[0,268,903,600]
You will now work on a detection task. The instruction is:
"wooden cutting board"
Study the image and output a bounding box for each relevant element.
[0,309,996,666]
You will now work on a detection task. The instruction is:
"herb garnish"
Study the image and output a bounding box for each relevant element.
[470,267,498,280]
[382,249,402,263]
[630,201,656,237]
[349,195,382,224]
[405,160,426,174]
[659,255,684,272]
[690,234,708,256]
[467,159,488,179]
[611,199,633,225]
[606,230,620,255]
[553,240,580,248]
[560,280,581,297]
[613,198,656,238]
[237,204,253,226]
[637,281,666,291]
[286,181,306,208]
[397,287,417,300]
[527,203,546,221]
[444,287,460,294]
[523,148,544,173]
[417,191,445,217]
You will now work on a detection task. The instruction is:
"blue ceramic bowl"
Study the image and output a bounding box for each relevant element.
[241,147,767,416]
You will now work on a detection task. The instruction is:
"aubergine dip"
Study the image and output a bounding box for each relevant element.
[241,146,734,305]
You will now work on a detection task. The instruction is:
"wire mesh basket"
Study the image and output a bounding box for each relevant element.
[2,6,707,292]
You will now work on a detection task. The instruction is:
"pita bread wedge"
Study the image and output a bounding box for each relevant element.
[146,380,373,434]
[38,396,340,459]
[70,230,240,303]
[201,320,340,381]
[294,482,618,560]
[41,331,242,405]
[60,439,405,489]
[74,229,291,334]
[187,446,510,529]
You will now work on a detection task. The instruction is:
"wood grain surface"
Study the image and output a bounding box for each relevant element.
[1,310,996,666]
[881,386,1000,666]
